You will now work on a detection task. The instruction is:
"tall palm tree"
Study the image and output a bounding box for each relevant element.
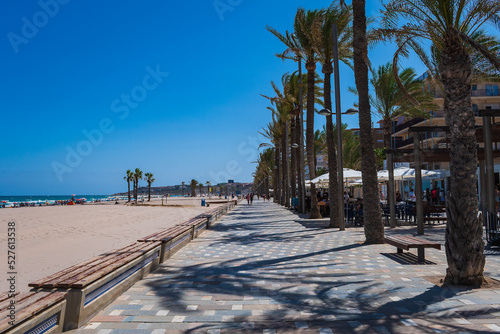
[352,0,384,243]
[268,8,324,218]
[253,148,275,199]
[262,76,293,207]
[144,172,155,201]
[311,4,353,228]
[296,8,324,218]
[350,63,437,227]
[189,179,198,197]
[205,181,211,198]
[378,0,500,286]
[133,168,143,205]
[124,169,133,202]
[260,118,282,204]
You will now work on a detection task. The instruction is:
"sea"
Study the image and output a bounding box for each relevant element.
[0,195,111,203]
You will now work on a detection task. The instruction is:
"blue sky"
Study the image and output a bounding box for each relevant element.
[0,0,427,195]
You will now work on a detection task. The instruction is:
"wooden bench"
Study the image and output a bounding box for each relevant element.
[423,206,447,224]
[384,235,441,263]
[28,241,161,331]
[412,206,447,224]
[138,225,194,262]
[0,291,67,334]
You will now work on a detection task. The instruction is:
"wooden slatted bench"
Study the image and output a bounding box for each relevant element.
[413,206,447,224]
[384,235,441,263]
[176,217,209,238]
[0,291,67,334]
[423,207,447,224]
[138,225,194,263]
[28,241,161,331]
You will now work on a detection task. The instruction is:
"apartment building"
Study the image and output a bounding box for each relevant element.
[390,72,500,197]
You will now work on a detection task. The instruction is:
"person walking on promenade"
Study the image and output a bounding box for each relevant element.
[431,188,438,205]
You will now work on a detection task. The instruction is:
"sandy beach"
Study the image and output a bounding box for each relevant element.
[0,198,226,293]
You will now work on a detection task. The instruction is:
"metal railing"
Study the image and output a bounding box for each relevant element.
[395,136,414,148]
[433,89,500,98]
[394,117,425,133]
[484,211,500,245]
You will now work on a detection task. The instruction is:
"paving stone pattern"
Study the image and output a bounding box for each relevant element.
[72,200,500,333]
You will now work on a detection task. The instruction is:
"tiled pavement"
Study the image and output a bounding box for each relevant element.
[72,200,500,333]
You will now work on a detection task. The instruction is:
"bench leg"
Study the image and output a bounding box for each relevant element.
[417,248,425,263]
[397,247,403,254]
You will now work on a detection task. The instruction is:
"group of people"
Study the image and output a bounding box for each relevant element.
[245,193,272,204]
[425,187,444,205]
[392,188,445,205]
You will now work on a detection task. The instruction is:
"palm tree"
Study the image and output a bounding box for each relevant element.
[189,179,198,197]
[350,63,437,227]
[313,129,327,173]
[205,181,211,198]
[311,4,352,228]
[339,124,361,170]
[181,181,185,197]
[198,183,204,197]
[296,8,324,218]
[267,8,324,218]
[260,118,281,204]
[256,148,275,199]
[351,0,384,243]
[262,76,292,207]
[124,169,133,202]
[378,0,500,286]
[133,168,143,205]
[144,172,155,201]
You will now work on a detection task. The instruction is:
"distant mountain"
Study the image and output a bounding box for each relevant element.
[113,182,252,196]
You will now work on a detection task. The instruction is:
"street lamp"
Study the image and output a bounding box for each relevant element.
[318,108,358,229]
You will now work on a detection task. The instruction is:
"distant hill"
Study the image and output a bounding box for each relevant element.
[113,182,252,196]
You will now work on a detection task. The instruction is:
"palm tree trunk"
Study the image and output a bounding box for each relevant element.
[134,179,138,205]
[283,120,290,208]
[148,183,151,201]
[290,116,297,204]
[127,180,131,202]
[353,0,383,243]
[297,113,305,213]
[280,130,287,206]
[306,62,321,218]
[384,121,396,228]
[275,144,281,204]
[323,65,339,228]
[440,33,484,286]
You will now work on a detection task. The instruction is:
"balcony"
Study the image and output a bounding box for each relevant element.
[433,89,500,98]
[394,117,425,134]
[395,136,414,149]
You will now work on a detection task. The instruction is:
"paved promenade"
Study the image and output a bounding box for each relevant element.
[73,200,500,333]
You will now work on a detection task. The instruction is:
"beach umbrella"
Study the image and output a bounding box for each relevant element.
[309,169,363,186]
[377,167,438,181]
[342,168,363,180]
[347,178,363,186]
[310,174,329,184]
